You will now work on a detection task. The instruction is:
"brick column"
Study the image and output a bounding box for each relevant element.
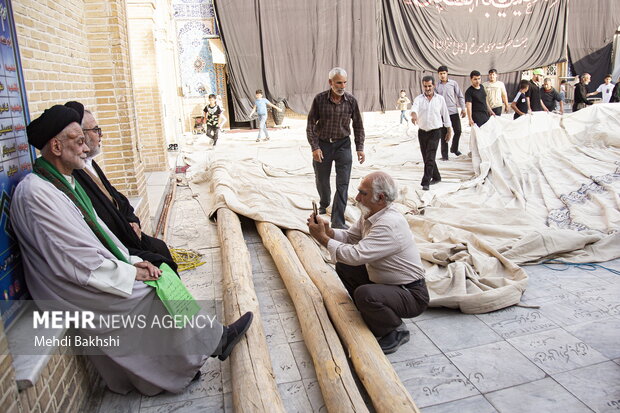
[127,0,169,172]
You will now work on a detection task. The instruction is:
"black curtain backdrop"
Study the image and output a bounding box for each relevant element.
[381,0,568,76]
[567,0,620,91]
[214,0,615,121]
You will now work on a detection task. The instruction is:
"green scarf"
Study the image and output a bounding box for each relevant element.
[33,157,129,263]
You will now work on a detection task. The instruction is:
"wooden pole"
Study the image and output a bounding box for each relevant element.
[256,222,369,413]
[286,230,421,413]
[216,209,285,413]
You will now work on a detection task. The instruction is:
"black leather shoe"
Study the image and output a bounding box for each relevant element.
[430,178,441,185]
[451,150,462,156]
[318,207,327,215]
[422,185,429,191]
[441,156,449,161]
[378,329,410,354]
[215,311,254,361]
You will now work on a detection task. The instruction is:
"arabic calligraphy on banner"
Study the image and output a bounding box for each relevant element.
[382,0,568,75]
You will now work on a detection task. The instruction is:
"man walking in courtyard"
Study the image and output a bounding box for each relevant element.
[307,67,365,229]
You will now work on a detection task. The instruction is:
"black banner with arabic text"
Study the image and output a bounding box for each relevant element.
[381,0,568,75]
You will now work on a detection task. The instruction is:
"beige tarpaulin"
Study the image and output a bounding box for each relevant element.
[187,104,620,313]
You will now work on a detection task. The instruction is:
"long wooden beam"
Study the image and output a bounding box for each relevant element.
[256,221,369,413]
[286,230,421,413]
[216,208,285,413]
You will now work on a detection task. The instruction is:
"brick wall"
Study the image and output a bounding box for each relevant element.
[0,320,22,413]
[127,0,168,172]
[13,0,151,222]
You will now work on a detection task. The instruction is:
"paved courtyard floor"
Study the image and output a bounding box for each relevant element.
[88,180,620,413]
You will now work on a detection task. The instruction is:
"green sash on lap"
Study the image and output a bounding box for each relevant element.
[145,263,201,324]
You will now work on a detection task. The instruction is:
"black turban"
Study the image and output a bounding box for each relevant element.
[27,105,81,150]
[64,101,84,124]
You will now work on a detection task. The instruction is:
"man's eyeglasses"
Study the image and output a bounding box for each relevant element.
[83,127,102,137]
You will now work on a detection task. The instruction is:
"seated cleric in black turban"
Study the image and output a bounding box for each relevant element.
[26,105,81,149]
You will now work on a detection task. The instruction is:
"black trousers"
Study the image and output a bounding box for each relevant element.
[472,111,490,127]
[440,113,462,158]
[418,128,442,186]
[335,263,429,337]
[313,137,352,228]
[491,106,502,116]
[130,234,179,274]
[207,125,219,144]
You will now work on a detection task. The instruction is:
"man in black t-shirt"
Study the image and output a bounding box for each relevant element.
[527,69,546,112]
[203,94,222,145]
[541,78,564,114]
[511,80,530,119]
[465,70,495,127]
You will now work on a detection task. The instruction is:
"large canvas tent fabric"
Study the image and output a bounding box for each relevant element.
[188,105,620,314]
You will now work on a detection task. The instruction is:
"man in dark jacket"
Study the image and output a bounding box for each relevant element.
[573,73,593,112]
[65,101,177,272]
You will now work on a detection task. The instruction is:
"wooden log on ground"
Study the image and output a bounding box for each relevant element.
[287,230,421,413]
[256,221,369,413]
[216,208,285,413]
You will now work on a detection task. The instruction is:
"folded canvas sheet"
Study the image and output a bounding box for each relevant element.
[187,105,620,313]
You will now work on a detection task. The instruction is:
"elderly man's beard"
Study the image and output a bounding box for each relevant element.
[358,203,371,218]
[86,145,101,159]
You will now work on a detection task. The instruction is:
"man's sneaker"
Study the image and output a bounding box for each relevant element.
[256,138,260,142]
[214,312,254,361]
[422,185,429,191]
[441,156,449,161]
[451,150,462,156]
[430,178,441,185]
[264,137,270,141]
[378,329,410,354]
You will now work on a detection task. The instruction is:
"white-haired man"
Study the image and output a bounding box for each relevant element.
[10,105,252,395]
[307,171,428,354]
[307,67,365,229]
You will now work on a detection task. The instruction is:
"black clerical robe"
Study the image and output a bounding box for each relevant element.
[73,161,178,272]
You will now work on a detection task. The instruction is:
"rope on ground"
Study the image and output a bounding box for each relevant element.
[541,260,620,275]
[170,248,206,272]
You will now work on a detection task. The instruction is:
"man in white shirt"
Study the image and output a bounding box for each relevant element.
[10,105,253,395]
[483,69,510,116]
[589,74,615,104]
[307,171,429,354]
[411,76,452,190]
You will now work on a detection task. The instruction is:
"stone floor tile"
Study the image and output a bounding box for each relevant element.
[614,358,620,366]
[446,341,546,393]
[416,314,502,352]
[484,378,591,413]
[96,390,141,413]
[256,292,278,316]
[392,354,479,408]
[271,288,296,314]
[411,307,461,322]
[475,305,558,339]
[289,341,317,380]
[223,392,233,413]
[421,395,498,413]
[262,270,287,290]
[261,313,288,345]
[387,323,442,364]
[139,394,224,413]
[278,381,314,413]
[269,343,302,384]
[507,328,607,375]
[536,293,615,327]
[565,317,620,359]
[553,361,620,413]
[279,311,304,343]
[303,379,327,412]
[140,364,222,408]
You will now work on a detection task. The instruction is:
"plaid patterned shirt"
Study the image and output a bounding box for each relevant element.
[306,90,365,152]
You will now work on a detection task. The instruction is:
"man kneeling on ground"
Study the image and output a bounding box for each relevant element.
[307,171,429,354]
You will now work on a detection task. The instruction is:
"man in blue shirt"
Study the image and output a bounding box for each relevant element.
[249,89,282,142]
